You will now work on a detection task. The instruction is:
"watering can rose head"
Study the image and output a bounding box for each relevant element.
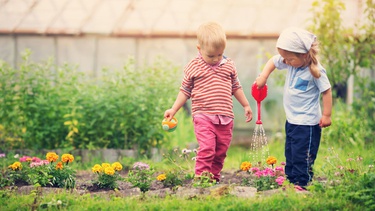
[251,82,268,103]
[162,117,178,132]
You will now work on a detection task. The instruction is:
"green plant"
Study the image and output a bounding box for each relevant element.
[162,147,197,172]
[6,161,29,186]
[309,0,349,89]
[126,162,155,192]
[0,52,181,155]
[3,152,77,188]
[192,171,216,188]
[39,197,68,209]
[156,170,184,189]
[309,0,375,103]
[345,172,375,209]
[27,162,51,187]
[240,156,286,191]
[351,77,375,144]
[44,152,76,189]
[91,162,123,190]
[310,147,375,208]
[323,100,371,147]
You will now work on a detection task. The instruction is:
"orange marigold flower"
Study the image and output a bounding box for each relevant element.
[240,161,252,171]
[102,163,111,169]
[56,161,63,170]
[46,152,59,163]
[266,156,277,165]
[157,174,166,181]
[9,161,22,171]
[104,166,115,175]
[26,157,32,162]
[111,162,123,171]
[92,164,102,173]
[61,154,74,164]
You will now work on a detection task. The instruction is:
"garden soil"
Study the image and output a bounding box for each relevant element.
[8,170,281,199]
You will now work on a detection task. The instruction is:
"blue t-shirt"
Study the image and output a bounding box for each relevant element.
[272,55,331,125]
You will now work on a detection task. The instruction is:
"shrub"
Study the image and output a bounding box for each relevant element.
[0,51,180,156]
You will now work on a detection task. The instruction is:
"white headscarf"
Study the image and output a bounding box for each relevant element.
[276,27,316,53]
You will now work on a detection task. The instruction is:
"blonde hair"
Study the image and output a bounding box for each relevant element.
[281,41,321,78]
[196,22,226,50]
[306,41,321,78]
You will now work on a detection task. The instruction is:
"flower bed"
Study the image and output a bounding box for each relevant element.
[1,150,287,195]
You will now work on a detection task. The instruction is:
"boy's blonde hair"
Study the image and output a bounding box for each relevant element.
[197,22,226,50]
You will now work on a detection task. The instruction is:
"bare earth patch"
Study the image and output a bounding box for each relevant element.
[6,170,295,199]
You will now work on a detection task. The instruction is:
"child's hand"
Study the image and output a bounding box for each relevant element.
[244,105,253,122]
[319,115,331,128]
[164,109,177,121]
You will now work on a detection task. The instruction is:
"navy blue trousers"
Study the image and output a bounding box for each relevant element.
[285,121,321,187]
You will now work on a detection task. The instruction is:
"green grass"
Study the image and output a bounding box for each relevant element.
[0,187,367,211]
[1,135,374,211]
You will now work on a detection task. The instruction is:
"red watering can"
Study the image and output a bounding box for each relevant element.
[251,82,268,124]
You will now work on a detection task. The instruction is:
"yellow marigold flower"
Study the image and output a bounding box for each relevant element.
[157,174,166,181]
[104,166,115,175]
[46,152,59,163]
[102,163,111,169]
[9,161,22,170]
[56,161,63,170]
[112,162,123,171]
[92,164,102,173]
[240,161,252,171]
[266,156,277,165]
[61,154,74,164]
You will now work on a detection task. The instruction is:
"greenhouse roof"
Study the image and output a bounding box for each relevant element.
[0,0,364,38]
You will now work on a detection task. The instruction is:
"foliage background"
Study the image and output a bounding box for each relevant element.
[0,0,374,157]
[0,52,180,156]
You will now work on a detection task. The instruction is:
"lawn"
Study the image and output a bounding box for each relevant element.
[1,139,374,211]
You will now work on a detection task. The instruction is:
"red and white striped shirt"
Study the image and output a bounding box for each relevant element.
[180,55,242,119]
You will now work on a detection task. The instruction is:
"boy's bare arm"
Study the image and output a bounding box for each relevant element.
[164,91,188,120]
[234,89,253,122]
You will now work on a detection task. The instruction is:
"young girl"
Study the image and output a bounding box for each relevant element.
[164,22,253,182]
[256,27,332,190]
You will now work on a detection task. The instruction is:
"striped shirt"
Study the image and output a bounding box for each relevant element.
[180,55,242,119]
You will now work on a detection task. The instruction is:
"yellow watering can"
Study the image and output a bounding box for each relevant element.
[162,117,178,132]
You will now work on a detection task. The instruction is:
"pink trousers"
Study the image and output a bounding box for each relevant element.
[193,117,234,181]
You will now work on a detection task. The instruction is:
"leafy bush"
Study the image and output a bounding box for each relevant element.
[324,100,373,147]
[0,51,180,155]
